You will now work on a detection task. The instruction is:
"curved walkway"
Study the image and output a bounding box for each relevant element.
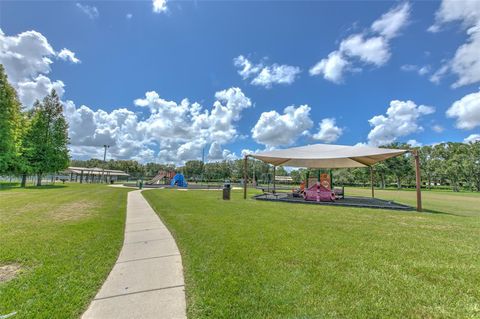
[82,190,186,319]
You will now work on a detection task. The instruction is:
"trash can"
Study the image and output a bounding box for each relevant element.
[223,183,231,200]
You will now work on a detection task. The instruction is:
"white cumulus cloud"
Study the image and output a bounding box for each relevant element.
[64,87,252,164]
[233,55,301,88]
[0,29,54,83]
[446,89,480,130]
[310,2,410,83]
[58,48,81,63]
[312,118,343,143]
[134,87,251,163]
[429,0,480,87]
[153,0,168,13]
[371,2,411,39]
[309,51,350,83]
[17,75,65,107]
[407,139,422,147]
[367,100,435,146]
[64,100,153,162]
[339,34,391,66]
[464,133,480,143]
[0,29,78,107]
[251,105,313,147]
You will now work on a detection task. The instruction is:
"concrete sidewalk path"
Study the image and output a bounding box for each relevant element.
[82,190,186,319]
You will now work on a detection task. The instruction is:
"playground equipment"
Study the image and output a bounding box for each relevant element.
[303,172,335,202]
[303,182,336,202]
[146,171,176,185]
[171,173,188,188]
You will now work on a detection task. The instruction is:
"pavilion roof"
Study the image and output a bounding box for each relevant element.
[64,167,130,176]
[248,144,408,168]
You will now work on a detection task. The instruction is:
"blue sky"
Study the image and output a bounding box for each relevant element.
[1,0,479,163]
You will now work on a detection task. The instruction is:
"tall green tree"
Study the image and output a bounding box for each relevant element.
[0,64,24,174]
[23,90,70,186]
[466,141,480,191]
[184,160,204,179]
[373,162,388,188]
[383,143,414,189]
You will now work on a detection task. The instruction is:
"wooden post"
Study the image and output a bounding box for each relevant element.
[370,166,375,198]
[413,150,422,212]
[273,165,276,193]
[243,155,248,199]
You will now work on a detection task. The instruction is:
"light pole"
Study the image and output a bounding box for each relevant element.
[201,146,205,185]
[102,145,110,183]
[103,145,110,162]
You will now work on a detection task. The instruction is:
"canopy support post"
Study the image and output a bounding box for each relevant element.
[370,166,375,198]
[273,165,276,193]
[413,150,422,212]
[243,155,248,199]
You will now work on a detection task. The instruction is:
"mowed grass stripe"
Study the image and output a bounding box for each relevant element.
[0,184,130,319]
[143,188,480,318]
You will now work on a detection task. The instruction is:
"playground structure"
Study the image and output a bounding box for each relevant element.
[146,171,176,185]
[245,143,420,211]
[171,173,188,188]
[145,170,188,188]
[302,172,336,202]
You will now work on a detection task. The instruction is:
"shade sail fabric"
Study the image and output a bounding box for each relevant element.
[248,144,408,168]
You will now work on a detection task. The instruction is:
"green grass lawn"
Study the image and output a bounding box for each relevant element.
[0,183,130,319]
[143,188,480,318]
[346,186,480,217]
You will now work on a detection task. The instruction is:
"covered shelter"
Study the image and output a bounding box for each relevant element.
[243,144,422,212]
[63,167,130,183]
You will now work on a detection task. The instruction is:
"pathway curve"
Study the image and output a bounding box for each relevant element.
[82,190,186,319]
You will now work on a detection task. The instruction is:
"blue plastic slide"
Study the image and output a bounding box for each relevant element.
[170,173,188,187]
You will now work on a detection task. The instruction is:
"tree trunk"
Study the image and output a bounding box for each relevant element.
[37,174,42,186]
[381,174,385,189]
[452,181,459,192]
[21,174,27,188]
[397,177,401,189]
[427,176,431,190]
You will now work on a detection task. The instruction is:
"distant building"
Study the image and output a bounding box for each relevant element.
[275,176,293,183]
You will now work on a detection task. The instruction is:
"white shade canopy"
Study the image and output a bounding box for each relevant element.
[248,144,408,168]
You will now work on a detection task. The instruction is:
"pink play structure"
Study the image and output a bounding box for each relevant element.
[303,182,336,202]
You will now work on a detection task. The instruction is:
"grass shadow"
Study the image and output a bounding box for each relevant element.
[0,184,68,191]
[25,185,68,190]
[0,183,20,191]
[422,208,466,217]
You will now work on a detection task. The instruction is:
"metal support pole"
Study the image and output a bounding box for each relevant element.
[252,160,256,187]
[413,150,422,212]
[370,166,375,198]
[243,155,248,199]
[273,165,276,193]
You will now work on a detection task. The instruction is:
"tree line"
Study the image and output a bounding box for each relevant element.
[69,141,480,192]
[0,65,70,186]
[182,142,480,192]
